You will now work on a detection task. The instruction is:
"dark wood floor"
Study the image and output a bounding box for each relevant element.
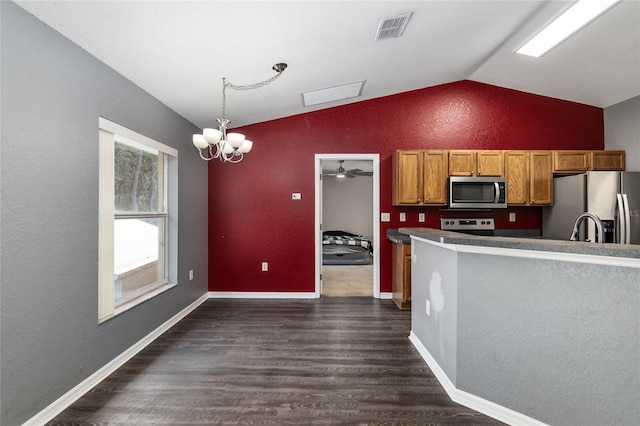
[48,298,504,425]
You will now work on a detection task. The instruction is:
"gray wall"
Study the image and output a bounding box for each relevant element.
[0,3,208,425]
[411,240,458,384]
[410,238,640,425]
[322,175,373,240]
[605,95,640,171]
[456,252,640,425]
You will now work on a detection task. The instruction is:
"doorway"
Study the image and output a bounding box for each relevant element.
[314,154,380,298]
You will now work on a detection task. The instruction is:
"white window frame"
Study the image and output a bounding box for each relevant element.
[98,117,178,323]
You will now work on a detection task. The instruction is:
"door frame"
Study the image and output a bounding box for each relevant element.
[314,153,380,298]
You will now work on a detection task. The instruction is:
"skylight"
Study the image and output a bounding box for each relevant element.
[516,0,620,57]
[301,81,366,107]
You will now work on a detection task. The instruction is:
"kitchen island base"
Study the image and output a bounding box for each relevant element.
[403,229,639,426]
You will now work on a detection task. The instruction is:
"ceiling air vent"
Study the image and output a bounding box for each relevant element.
[375,12,413,41]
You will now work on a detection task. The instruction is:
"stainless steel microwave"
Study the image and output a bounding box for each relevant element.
[449,176,507,209]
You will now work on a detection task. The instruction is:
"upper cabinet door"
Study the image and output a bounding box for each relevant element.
[591,151,625,171]
[393,150,423,205]
[448,151,476,176]
[423,150,448,205]
[529,151,553,205]
[477,151,504,176]
[504,151,529,205]
[553,151,590,173]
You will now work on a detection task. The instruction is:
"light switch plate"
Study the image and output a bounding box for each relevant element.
[381,212,390,222]
[292,193,301,200]
[399,212,406,222]
[418,213,425,222]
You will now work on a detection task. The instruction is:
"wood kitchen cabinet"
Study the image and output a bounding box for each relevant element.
[449,150,504,176]
[553,151,590,173]
[554,150,626,173]
[392,241,411,310]
[505,150,553,206]
[392,150,448,206]
[591,150,625,171]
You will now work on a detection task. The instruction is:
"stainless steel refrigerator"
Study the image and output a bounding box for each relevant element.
[542,171,640,244]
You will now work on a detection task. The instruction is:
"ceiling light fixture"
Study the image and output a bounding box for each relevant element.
[193,63,287,162]
[516,0,620,57]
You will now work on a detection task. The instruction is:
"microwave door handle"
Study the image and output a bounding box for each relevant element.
[623,193,631,244]
[616,193,626,244]
[494,182,500,203]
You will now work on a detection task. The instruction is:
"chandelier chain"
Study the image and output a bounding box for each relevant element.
[221,70,285,118]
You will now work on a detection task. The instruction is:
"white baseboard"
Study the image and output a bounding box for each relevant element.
[208,291,317,299]
[408,331,548,426]
[209,291,393,300]
[22,293,209,426]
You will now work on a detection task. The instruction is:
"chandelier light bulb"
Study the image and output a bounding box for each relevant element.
[222,142,235,155]
[192,134,209,149]
[203,128,223,145]
[238,140,253,154]
[226,133,246,149]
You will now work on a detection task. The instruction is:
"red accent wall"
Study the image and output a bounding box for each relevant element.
[208,80,604,293]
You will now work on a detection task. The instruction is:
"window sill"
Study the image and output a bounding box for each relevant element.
[99,282,177,324]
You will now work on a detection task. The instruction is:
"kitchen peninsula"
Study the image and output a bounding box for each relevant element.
[399,227,640,426]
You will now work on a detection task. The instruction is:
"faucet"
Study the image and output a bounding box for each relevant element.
[570,212,605,243]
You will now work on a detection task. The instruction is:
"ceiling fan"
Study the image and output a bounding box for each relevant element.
[322,160,373,178]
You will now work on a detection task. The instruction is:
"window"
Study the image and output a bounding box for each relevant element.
[98,118,178,322]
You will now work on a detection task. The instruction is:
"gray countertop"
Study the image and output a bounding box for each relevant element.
[398,227,640,259]
[386,229,411,244]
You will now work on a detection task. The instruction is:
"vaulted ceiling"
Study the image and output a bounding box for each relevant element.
[15,1,640,130]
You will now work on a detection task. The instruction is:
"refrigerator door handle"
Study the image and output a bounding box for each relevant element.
[616,194,626,244]
[623,193,631,244]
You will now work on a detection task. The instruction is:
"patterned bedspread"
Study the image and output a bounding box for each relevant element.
[322,231,372,253]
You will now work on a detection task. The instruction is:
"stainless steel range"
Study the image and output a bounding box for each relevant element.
[440,218,495,236]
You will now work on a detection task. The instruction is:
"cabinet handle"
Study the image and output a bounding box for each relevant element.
[531,200,535,204]
[478,170,482,175]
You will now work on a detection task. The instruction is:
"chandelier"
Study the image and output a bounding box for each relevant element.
[192,63,288,162]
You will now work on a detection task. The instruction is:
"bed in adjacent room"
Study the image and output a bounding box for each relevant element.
[322,230,372,265]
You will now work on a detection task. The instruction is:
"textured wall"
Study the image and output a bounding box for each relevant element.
[0,3,208,425]
[605,95,640,171]
[322,176,373,240]
[410,240,459,384]
[410,239,640,425]
[209,80,604,293]
[456,252,640,425]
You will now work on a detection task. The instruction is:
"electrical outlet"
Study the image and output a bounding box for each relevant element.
[261,262,268,272]
[425,299,431,316]
[509,212,516,222]
[399,212,406,222]
[381,212,391,222]
[418,213,425,222]
[189,269,194,281]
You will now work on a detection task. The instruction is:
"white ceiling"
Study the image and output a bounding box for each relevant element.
[15,1,640,130]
